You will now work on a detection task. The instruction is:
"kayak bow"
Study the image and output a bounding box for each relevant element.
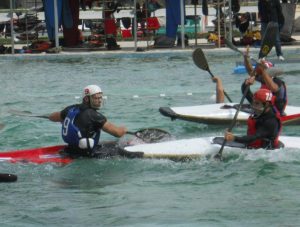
[0,145,72,165]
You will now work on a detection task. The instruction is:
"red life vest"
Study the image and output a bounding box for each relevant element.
[247,111,281,149]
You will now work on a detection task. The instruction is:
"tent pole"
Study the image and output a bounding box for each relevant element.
[217,0,221,48]
[223,0,226,41]
[180,0,185,49]
[194,1,197,46]
[134,0,137,51]
[228,0,233,42]
[10,0,14,54]
[54,0,59,48]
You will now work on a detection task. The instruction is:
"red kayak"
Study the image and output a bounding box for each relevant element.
[0,142,143,165]
[0,145,73,165]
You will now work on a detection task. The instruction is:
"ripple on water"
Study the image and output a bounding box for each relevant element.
[1,50,300,226]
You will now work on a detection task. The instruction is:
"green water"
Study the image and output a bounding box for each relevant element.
[1,49,300,226]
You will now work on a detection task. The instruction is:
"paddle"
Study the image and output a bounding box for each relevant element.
[9,109,170,143]
[8,109,49,119]
[224,38,246,56]
[192,48,233,103]
[127,128,172,143]
[225,21,278,62]
[214,85,250,160]
[214,22,278,160]
[0,123,4,130]
[221,103,253,114]
[0,173,18,183]
[258,22,279,59]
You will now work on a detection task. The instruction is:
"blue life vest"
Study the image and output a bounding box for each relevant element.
[62,107,100,150]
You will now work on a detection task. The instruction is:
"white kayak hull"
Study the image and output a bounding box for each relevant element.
[124,136,300,159]
[159,103,300,126]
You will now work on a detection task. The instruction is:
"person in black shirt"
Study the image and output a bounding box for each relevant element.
[225,88,282,149]
[49,85,127,157]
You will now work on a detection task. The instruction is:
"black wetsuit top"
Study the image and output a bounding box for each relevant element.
[61,103,107,138]
[60,103,107,157]
[234,109,280,149]
[60,103,144,159]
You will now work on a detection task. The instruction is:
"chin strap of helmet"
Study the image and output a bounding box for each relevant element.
[253,102,269,118]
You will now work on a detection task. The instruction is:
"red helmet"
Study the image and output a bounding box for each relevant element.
[263,60,273,68]
[253,89,274,104]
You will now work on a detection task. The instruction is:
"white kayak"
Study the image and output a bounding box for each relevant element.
[124,136,300,159]
[159,103,300,126]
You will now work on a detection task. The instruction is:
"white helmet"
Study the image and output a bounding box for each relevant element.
[83,85,102,97]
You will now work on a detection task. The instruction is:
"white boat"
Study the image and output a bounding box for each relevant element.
[2,135,299,163]
[159,103,300,126]
[124,136,300,159]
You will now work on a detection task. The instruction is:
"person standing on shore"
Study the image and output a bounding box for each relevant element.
[258,0,285,61]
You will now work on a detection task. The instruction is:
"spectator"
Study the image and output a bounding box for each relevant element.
[258,0,285,60]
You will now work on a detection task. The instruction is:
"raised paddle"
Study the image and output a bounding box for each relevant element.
[192,48,233,103]
[258,22,279,59]
[224,38,246,56]
[225,21,278,61]
[214,22,278,160]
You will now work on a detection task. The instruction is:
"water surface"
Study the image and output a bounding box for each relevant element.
[1,49,300,226]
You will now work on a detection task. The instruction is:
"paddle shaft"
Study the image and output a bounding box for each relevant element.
[9,109,49,119]
[214,85,250,159]
[225,39,257,64]
[27,115,49,119]
[224,40,244,56]
[126,131,137,136]
[10,110,169,143]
